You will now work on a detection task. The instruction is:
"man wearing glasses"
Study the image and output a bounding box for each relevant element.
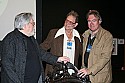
[40,10,83,76]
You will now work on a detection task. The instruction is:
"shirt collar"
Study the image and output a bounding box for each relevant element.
[54,27,81,42]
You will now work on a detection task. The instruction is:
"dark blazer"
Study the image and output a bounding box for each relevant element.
[1,29,58,83]
[40,29,83,75]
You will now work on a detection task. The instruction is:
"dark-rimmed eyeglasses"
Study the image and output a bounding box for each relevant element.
[65,19,76,25]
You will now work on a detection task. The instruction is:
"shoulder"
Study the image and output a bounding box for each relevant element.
[2,31,17,47]
[49,28,59,32]
[2,30,15,41]
[82,29,90,38]
[101,28,113,38]
[48,28,60,36]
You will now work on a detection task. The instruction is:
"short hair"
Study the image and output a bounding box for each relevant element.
[14,12,33,29]
[86,10,102,22]
[66,10,79,23]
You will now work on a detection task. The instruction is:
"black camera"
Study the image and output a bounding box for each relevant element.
[45,62,91,83]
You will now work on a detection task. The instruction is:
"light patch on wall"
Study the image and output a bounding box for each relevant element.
[0,0,36,40]
[0,0,8,16]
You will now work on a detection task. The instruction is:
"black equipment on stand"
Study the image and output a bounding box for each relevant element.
[45,62,91,83]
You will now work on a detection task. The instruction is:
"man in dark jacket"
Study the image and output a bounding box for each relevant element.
[1,12,70,83]
[40,10,83,76]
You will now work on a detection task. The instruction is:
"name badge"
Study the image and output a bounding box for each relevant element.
[86,44,92,52]
[67,42,72,49]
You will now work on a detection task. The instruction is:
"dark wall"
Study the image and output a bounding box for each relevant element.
[37,0,124,70]
[41,0,124,42]
[36,0,42,44]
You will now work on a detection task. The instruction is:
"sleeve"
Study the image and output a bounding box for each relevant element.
[39,47,58,65]
[40,29,57,50]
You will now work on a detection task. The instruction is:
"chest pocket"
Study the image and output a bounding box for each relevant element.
[93,44,103,55]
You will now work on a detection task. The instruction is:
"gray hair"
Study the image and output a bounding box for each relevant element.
[86,10,102,22]
[66,10,79,23]
[14,12,33,29]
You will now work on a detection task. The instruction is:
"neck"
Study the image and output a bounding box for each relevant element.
[19,30,30,37]
[65,29,73,40]
[91,29,99,36]
[65,29,73,34]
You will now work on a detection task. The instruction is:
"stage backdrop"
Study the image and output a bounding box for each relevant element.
[0,0,36,40]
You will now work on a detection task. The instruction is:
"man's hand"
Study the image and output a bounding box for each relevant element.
[77,68,88,78]
[57,56,70,63]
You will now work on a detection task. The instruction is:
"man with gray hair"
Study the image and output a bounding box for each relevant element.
[1,12,70,83]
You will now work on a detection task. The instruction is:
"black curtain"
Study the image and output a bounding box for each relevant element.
[36,0,42,44]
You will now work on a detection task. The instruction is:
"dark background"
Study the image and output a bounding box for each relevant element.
[40,0,124,43]
[36,0,125,82]
[36,0,124,66]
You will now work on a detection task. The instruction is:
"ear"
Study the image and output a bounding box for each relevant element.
[99,20,102,24]
[74,23,78,27]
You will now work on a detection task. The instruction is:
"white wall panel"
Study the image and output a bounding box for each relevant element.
[0,0,36,40]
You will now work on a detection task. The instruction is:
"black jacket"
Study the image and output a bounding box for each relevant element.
[1,29,58,83]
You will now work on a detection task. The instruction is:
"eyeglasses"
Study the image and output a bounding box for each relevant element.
[29,22,35,26]
[65,19,76,25]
